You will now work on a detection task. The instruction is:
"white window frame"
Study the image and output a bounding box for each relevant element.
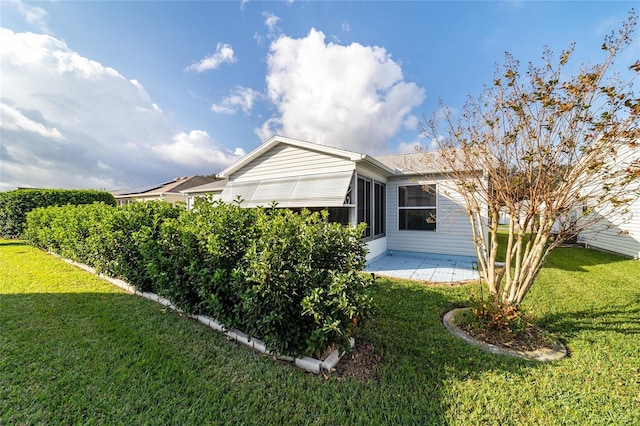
[398,184,438,232]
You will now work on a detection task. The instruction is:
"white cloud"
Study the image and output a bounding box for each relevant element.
[96,161,112,170]
[186,42,237,73]
[0,27,242,191]
[0,103,64,140]
[7,0,50,33]
[395,134,437,154]
[403,114,419,131]
[257,28,425,153]
[263,11,281,38]
[396,141,422,154]
[342,21,351,33]
[211,86,261,114]
[152,130,244,168]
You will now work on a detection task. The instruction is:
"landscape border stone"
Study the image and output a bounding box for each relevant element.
[53,253,354,374]
[442,308,567,362]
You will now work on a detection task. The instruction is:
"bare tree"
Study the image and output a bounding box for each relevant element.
[421,10,640,310]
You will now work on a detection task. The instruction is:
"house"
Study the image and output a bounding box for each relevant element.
[215,136,485,262]
[112,175,216,206]
[577,140,640,259]
[180,179,228,210]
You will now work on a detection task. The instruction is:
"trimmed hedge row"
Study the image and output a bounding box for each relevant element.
[24,200,374,357]
[0,189,116,238]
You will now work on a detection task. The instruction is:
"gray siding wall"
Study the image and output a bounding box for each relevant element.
[386,175,479,257]
[232,144,354,182]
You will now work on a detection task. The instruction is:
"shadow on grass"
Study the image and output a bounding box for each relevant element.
[0,240,26,247]
[0,290,248,424]
[349,277,548,421]
[540,304,640,340]
[0,279,551,424]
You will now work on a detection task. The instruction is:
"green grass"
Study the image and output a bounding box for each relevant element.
[1,239,639,424]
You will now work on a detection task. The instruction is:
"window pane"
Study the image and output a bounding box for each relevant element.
[357,178,365,223]
[326,207,351,226]
[287,207,351,226]
[399,209,437,231]
[399,185,436,207]
[357,177,371,238]
[374,182,385,236]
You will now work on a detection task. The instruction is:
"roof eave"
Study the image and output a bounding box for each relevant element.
[358,155,398,176]
[181,188,225,195]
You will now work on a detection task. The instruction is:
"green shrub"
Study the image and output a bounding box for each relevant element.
[23,199,375,357]
[104,201,183,291]
[143,199,261,318]
[0,189,115,238]
[23,201,182,291]
[23,203,113,264]
[234,209,374,357]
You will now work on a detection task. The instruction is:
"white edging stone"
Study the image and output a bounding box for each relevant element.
[321,338,355,372]
[295,357,322,375]
[252,340,267,353]
[52,253,353,374]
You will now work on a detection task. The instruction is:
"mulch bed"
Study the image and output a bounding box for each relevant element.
[331,341,383,382]
[456,320,556,352]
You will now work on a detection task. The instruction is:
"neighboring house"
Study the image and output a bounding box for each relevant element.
[216,136,485,262]
[577,140,640,259]
[112,176,216,206]
[180,179,228,210]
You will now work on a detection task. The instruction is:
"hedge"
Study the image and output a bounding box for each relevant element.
[0,189,116,238]
[24,199,375,357]
[23,201,184,290]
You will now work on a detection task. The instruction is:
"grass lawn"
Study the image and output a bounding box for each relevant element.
[1,239,639,424]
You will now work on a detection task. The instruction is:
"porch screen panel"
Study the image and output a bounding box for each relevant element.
[220,181,259,205]
[221,171,354,208]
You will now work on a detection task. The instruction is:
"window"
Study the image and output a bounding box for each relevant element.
[357,175,385,239]
[374,182,385,237]
[289,207,351,226]
[398,184,437,231]
[357,177,371,237]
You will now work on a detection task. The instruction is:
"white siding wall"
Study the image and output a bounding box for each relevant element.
[186,192,223,210]
[366,237,387,262]
[232,144,355,182]
[355,162,389,183]
[386,175,479,257]
[578,143,640,259]
[578,202,640,259]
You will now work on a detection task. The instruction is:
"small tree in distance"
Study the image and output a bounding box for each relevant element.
[421,10,640,313]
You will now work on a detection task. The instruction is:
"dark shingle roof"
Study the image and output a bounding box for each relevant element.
[113,176,216,197]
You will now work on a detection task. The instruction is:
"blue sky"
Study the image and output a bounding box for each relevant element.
[1,1,638,191]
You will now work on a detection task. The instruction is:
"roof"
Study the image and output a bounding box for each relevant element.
[113,176,216,198]
[376,151,444,175]
[376,150,482,175]
[218,135,396,178]
[180,179,228,194]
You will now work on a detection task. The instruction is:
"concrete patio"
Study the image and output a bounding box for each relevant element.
[364,252,480,283]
